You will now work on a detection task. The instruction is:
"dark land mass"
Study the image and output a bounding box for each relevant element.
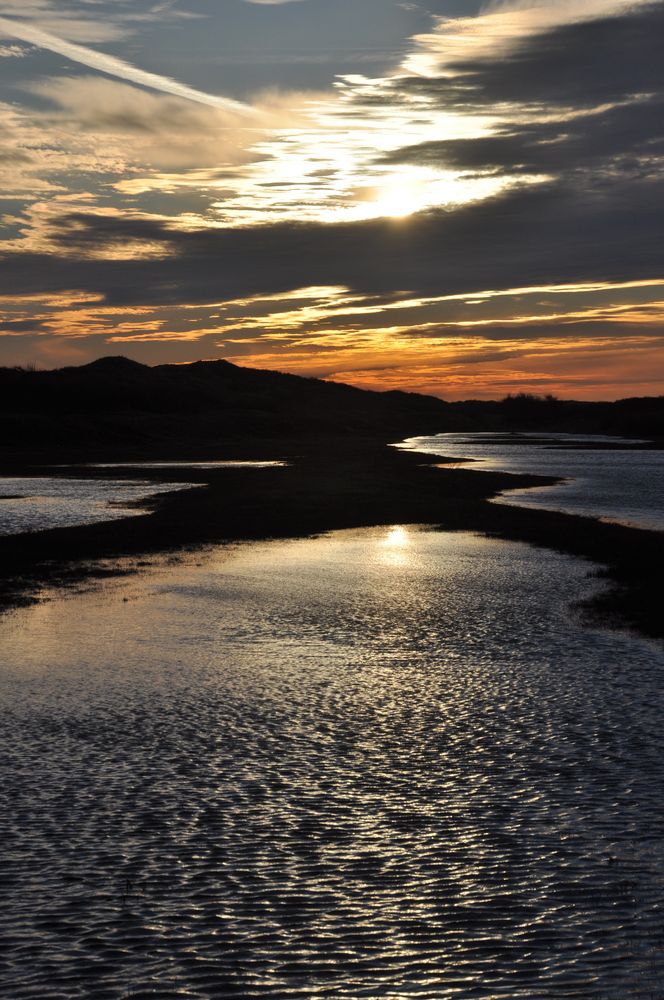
[1,357,663,641]
[2,356,664,461]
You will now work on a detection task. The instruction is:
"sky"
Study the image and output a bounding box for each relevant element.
[0,0,663,400]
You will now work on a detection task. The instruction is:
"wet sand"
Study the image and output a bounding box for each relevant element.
[1,437,663,639]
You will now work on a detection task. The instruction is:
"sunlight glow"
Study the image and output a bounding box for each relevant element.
[383,526,409,548]
[368,177,425,219]
[377,526,413,568]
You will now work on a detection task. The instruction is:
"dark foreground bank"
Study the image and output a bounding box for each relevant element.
[1,436,663,641]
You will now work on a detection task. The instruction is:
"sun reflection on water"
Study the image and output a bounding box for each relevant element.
[384,526,408,547]
[378,525,412,567]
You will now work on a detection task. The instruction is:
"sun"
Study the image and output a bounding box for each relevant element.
[370,176,425,219]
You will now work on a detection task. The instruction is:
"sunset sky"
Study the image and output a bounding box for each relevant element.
[1,0,663,399]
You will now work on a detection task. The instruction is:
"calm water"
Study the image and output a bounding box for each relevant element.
[398,433,664,532]
[2,526,663,999]
[0,463,288,536]
[0,477,198,536]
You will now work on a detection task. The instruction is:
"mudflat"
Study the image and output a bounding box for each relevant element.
[1,435,662,640]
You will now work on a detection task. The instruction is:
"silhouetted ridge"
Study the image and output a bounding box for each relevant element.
[80,356,147,373]
[1,358,662,460]
[0,357,450,458]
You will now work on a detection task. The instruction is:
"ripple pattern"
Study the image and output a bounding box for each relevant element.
[1,528,663,999]
[0,477,198,536]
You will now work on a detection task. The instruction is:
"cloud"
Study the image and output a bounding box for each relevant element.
[0,102,76,197]
[0,41,27,55]
[0,76,318,208]
[401,1,664,109]
[0,0,194,42]
[0,14,258,114]
[373,1,664,253]
[3,169,664,306]
[26,77,295,171]
[405,0,654,79]
[0,1,130,44]
[383,95,664,181]
[1,0,664,399]
[0,317,46,333]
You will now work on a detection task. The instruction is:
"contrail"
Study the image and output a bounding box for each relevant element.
[0,15,258,115]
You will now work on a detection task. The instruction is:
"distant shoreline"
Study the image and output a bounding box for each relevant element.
[1,435,663,642]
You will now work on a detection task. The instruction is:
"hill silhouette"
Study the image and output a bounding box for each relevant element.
[0,357,451,459]
[1,356,663,459]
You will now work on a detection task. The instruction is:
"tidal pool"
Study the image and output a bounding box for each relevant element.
[0,464,287,537]
[0,476,199,536]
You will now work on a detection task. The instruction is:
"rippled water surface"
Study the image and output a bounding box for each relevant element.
[2,526,664,999]
[398,433,664,531]
[0,477,197,536]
